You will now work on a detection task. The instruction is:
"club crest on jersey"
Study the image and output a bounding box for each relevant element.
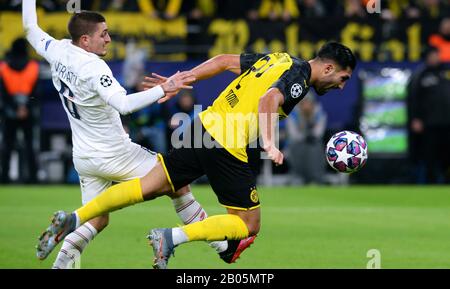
[290,83,303,98]
[100,75,112,87]
[250,189,259,203]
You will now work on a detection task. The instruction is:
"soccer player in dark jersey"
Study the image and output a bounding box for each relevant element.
[37,42,356,268]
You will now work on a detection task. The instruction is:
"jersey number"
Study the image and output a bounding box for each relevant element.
[236,55,273,90]
[59,80,81,120]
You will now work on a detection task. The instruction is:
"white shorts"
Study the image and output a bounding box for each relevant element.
[73,143,158,204]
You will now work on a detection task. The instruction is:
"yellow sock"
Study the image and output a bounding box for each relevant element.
[76,178,143,224]
[182,214,249,242]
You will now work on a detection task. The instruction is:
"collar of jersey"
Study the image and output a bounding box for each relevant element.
[68,40,100,59]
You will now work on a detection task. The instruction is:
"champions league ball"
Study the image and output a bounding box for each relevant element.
[325,131,368,173]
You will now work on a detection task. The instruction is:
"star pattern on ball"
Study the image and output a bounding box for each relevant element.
[334,147,354,165]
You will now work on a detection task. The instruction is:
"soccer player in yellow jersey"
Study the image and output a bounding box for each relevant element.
[37,42,356,268]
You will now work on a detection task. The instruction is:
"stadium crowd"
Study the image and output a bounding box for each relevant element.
[1,0,450,19]
[1,0,450,185]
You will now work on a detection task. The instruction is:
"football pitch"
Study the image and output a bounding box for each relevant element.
[1,185,450,269]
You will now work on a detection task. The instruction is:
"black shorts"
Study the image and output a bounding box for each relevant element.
[159,118,259,210]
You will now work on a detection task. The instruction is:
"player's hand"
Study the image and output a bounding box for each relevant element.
[159,71,196,104]
[141,73,167,90]
[264,145,284,166]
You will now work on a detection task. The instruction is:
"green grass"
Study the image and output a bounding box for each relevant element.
[0,185,450,268]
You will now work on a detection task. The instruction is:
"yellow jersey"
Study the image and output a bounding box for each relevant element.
[199,52,311,162]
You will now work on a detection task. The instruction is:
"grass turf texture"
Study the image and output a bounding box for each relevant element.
[0,185,449,268]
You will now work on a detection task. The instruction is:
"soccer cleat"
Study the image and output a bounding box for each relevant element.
[147,228,176,269]
[36,211,76,260]
[219,235,257,264]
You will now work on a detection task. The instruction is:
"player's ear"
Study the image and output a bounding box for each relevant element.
[79,34,90,47]
[324,63,335,75]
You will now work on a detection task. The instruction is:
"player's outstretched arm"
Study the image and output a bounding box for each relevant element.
[157,71,195,103]
[105,71,195,113]
[22,0,56,61]
[189,54,241,80]
[141,54,241,90]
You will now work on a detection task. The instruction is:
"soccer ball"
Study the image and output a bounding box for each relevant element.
[325,131,368,173]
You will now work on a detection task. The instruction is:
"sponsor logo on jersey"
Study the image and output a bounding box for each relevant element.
[225,89,239,108]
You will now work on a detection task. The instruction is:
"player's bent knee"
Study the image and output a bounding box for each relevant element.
[167,185,190,199]
[246,221,260,236]
[89,215,109,232]
[141,163,174,200]
[227,207,261,236]
[244,214,261,236]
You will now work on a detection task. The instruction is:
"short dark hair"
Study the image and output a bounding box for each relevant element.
[317,42,356,70]
[68,11,106,42]
[10,37,28,57]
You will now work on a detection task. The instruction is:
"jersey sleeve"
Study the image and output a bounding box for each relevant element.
[23,0,60,63]
[28,30,60,63]
[240,53,267,73]
[271,60,310,116]
[88,60,126,102]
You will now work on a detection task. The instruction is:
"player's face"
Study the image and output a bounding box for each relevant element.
[87,22,111,57]
[314,64,352,95]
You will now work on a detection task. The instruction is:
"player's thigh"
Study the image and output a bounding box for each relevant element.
[73,157,113,204]
[140,162,175,200]
[157,119,205,195]
[79,174,112,205]
[104,144,158,181]
[111,144,158,182]
[200,147,260,211]
[155,146,204,195]
[114,145,193,199]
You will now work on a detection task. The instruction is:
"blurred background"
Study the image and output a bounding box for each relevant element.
[1,0,450,186]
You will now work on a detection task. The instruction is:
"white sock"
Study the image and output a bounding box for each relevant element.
[172,227,189,246]
[73,212,81,228]
[172,192,228,253]
[52,222,98,269]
